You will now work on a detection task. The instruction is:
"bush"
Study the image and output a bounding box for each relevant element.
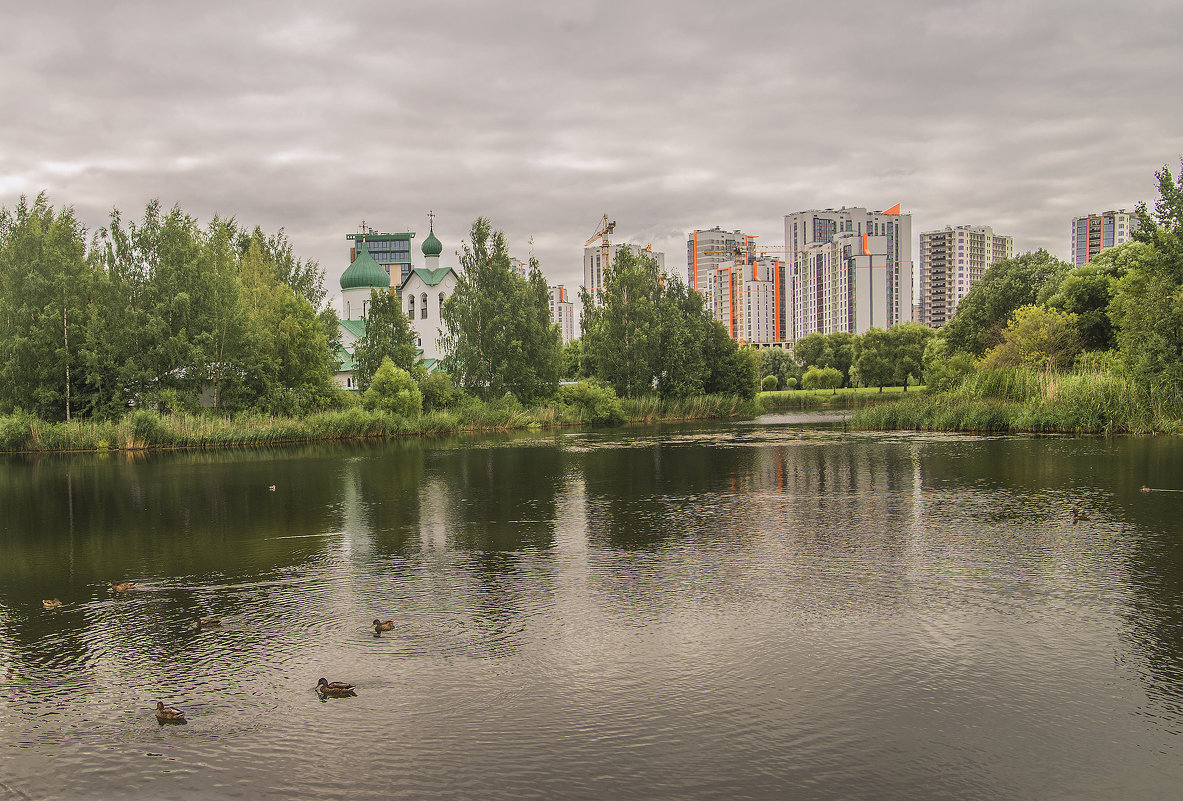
[559,380,626,426]
[362,358,423,417]
[802,366,842,390]
[0,411,37,451]
[761,374,779,392]
[785,377,797,390]
[420,371,462,411]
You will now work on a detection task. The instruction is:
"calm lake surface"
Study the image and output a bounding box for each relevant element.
[2,417,1182,800]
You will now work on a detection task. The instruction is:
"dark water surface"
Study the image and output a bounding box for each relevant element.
[2,419,1182,800]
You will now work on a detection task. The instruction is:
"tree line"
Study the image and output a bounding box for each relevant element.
[0,194,339,421]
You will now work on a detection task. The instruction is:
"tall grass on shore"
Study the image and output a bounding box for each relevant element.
[849,367,1183,435]
[759,386,919,411]
[0,392,756,454]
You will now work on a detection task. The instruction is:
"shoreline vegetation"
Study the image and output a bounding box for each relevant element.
[3,367,1181,454]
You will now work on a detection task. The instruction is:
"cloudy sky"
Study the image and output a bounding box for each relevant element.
[3,0,1181,310]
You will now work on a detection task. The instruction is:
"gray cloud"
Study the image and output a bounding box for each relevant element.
[3,0,1181,312]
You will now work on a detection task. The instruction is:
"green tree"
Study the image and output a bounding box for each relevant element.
[1109,161,1183,385]
[792,332,832,369]
[581,246,661,397]
[941,250,1071,355]
[854,327,895,391]
[887,322,934,390]
[655,277,710,398]
[0,193,94,420]
[802,365,842,390]
[1046,246,1133,352]
[982,305,1082,371]
[440,218,561,402]
[825,331,856,387]
[353,288,421,392]
[922,337,976,393]
[758,347,797,390]
[560,338,585,380]
[362,357,422,416]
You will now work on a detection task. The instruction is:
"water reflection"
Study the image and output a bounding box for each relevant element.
[1,428,1182,799]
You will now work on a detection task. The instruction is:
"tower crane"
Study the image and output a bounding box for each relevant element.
[585,214,616,297]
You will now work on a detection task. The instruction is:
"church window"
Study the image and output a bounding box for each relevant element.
[408,295,415,320]
[421,293,428,319]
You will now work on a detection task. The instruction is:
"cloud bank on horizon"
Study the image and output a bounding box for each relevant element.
[2,0,1181,305]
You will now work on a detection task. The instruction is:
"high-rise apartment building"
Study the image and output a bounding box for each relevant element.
[1070,210,1138,266]
[709,255,784,344]
[687,227,755,321]
[346,226,416,287]
[783,206,913,339]
[918,225,1013,328]
[549,285,575,344]
[582,243,665,306]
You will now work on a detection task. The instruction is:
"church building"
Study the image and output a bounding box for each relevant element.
[335,218,459,388]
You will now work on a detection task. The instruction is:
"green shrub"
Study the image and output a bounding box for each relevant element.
[761,375,779,392]
[559,380,626,426]
[0,411,37,450]
[785,377,798,390]
[419,371,462,411]
[362,358,423,417]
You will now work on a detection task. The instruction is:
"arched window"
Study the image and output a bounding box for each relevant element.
[408,294,415,320]
[420,293,428,319]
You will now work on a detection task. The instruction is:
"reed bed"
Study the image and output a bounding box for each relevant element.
[0,392,755,454]
[850,367,1183,435]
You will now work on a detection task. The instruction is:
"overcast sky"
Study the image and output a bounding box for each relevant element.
[3,0,1181,311]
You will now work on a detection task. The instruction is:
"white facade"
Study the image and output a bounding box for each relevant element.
[583,243,666,306]
[549,285,575,344]
[919,225,1013,328]
[783,206,913,339]
[711,256,783,344]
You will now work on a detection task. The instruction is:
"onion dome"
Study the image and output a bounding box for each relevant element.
[340,240,389,290]
[421,225,442,258]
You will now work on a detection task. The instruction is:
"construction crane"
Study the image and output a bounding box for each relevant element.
[585,214,616,298]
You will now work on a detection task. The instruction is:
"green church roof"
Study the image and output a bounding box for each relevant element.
[400,266,454,289]
[340,241,390,290]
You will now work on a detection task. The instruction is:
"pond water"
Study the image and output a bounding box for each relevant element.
[1,419,1182,800]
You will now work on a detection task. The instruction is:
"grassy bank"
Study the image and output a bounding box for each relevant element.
[759,385,923,411]
[848,368,1183,435]
[0,393,762,454]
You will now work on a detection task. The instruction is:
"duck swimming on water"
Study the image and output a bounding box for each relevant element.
[316,678,356,697]
[110,582,135,593]
[373,619,395,634]
[42,598,61,610]
[155,701,186,723]
[1072,508,1090,524]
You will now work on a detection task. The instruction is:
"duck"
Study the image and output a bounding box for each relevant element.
[1141,485,1152,493]
[155,701,186,723]
[316,678,356,697]
[42,598,61,610]
[1072,508,1090,524]
[110,582,136,593]
[373,619,395,634]
[195,617,222,629]
[268,485,276,492]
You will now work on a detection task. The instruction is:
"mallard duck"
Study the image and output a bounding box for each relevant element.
[42,598,61,610]
[195,617,221,629]
[373,619,395,633]
[316,678,356,697]
[155,701,186,723]
[1141,485,1152,493]
[1072,508,1090,524]
[110,582,135,593]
